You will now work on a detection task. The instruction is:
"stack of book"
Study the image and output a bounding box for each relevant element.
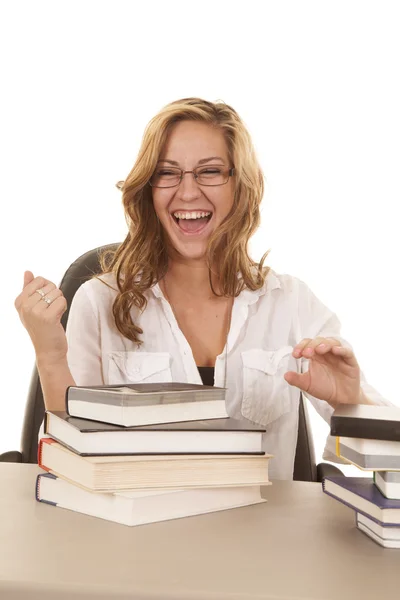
[36,382,271,526]
[322,404,400,548]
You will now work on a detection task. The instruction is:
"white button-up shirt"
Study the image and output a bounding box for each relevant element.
[65,269,391,480]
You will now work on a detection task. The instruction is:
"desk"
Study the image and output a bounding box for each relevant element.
[0,464,399,600]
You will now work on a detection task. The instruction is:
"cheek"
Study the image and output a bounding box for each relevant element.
[215,190,235,217]
[152,192,170,220]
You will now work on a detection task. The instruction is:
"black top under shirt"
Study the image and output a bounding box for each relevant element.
[197,366,215,386]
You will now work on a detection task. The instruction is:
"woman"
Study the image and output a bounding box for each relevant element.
[15,97,390,479]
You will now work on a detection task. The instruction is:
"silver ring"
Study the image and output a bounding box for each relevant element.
[42,296,52,305]
[35,288,46,298]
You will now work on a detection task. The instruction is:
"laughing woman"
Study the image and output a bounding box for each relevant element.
[15,97,391,479]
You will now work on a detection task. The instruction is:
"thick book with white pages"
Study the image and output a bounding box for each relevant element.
[44,411,265,456]
[38,438,272,492]
[335,436,400,470]
[330,404,400,442]
[356,513,400,548]
[36,472,266,527]
[66,382,228,427]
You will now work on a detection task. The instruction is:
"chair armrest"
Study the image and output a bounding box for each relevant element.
[0,451,23,463]
[316,461,344,482]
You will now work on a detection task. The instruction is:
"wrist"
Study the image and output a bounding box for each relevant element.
[36,354,69,372]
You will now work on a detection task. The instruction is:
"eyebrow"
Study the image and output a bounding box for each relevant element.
[158,156,226,166]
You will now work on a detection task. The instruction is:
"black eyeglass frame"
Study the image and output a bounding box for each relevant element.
[149,166,235,188]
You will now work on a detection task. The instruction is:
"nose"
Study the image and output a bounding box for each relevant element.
[175,171,202,202]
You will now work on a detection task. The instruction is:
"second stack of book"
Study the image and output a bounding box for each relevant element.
[323,404,400,548]
[36,382,271,526]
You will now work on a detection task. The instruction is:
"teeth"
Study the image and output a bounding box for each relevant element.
[173,211,211,220]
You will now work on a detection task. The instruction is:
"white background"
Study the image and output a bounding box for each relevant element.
[1,1,399,474]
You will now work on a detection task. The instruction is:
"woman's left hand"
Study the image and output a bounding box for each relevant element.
[284,337,365,407]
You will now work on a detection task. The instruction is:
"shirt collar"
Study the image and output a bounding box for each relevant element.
[151,268,281,304]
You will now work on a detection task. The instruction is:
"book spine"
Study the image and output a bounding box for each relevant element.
[65,385,72,416]
[43,411,50,434]
[330,417,400,442]
[37,437,57,471]
[35,473,58,506]
[335,437,340,458]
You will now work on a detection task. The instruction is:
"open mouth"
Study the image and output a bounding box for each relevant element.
[171,211,213,235]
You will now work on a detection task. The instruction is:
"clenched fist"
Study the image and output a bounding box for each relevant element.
[15,271,68,365]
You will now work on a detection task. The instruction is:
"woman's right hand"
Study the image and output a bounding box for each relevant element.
[14,271,68,365]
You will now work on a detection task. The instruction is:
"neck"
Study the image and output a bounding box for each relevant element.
[163,257,221,299]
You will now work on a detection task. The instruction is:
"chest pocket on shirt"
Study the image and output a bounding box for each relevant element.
[241,347,295,426]
[108,352,172,384]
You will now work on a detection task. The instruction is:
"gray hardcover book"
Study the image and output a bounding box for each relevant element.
[66,382,228,427]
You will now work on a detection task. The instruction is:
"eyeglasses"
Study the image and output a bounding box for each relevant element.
[149,165,235,188]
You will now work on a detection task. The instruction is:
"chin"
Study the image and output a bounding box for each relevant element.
[169,237,208,262]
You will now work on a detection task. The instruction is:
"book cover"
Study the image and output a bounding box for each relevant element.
[35,472,266,526]
[44,411,266,456]
[330,404,400,442]
[323,476,400,526]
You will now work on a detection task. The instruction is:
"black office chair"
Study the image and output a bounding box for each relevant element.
[1,244,343,481]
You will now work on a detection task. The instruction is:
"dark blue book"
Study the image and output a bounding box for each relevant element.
[322,476,400,527]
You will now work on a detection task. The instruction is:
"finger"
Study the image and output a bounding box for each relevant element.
[18,283,58,318]
[40,294,68,320]
[313,337,343,354]
[293,337,342,357]
[330,344,359,366]
[284,370,309,392]
[15,277,52,311]
[31,287,63,313]
[292,338,312,357]
[28,283,57,306]
[22,276,54,299]
[23,271,34,289]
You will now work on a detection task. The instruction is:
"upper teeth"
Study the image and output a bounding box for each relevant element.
[173,211,211,220]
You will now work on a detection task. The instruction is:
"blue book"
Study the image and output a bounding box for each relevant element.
[322,476,400,527]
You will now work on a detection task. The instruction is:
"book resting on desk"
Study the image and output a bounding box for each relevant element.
[36,472,266,526]
[39,381,269,526]
[323,476,400,526]
[356,513,400,548]
[66,382,228,427]
[38,438,272,492]
[44,411,266,455]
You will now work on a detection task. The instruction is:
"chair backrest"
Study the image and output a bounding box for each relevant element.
[19,244,317,480]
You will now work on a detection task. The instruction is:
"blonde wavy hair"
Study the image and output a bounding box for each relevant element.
[99,97,271,344]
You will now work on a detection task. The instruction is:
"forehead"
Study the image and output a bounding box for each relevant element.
[161,121,229,163]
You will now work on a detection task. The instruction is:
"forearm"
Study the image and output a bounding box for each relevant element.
[36,357,76,412]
